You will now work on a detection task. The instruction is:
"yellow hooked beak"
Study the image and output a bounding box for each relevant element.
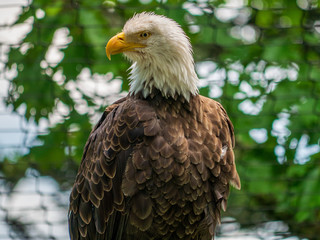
[105,32,146,60]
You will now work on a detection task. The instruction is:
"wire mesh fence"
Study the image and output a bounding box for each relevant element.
[1,0,320,239]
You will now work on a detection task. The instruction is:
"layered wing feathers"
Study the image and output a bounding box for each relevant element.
[69,97,161,239]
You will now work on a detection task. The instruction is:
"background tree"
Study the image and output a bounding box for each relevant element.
[1,0,320,239]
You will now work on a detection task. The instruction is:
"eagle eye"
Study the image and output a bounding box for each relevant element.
[139,32,151,39]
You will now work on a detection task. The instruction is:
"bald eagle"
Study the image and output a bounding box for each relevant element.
[68,12,240,240]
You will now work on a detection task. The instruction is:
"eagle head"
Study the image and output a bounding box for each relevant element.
[106,12,198,101]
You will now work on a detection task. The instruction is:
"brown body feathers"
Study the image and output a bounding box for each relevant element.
[68,91,240,240]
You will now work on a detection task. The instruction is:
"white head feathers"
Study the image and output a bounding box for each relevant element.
[122,12,199,101]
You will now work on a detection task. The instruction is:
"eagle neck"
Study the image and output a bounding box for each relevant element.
[128,54,199,102]
[132,89,200,118]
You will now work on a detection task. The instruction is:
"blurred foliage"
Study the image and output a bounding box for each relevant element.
[2,0,320,239]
